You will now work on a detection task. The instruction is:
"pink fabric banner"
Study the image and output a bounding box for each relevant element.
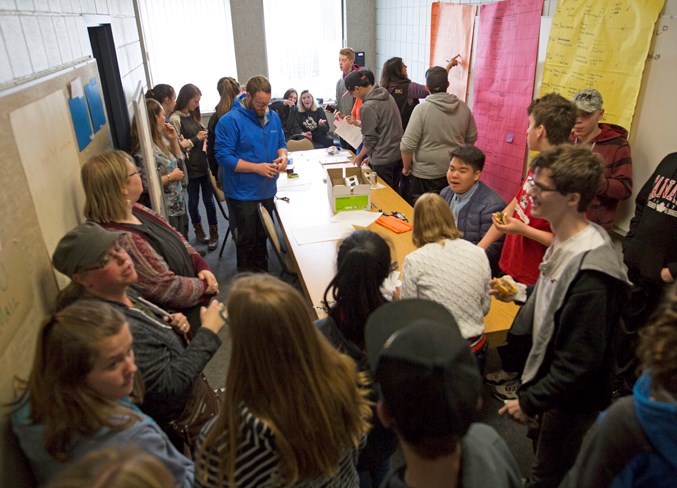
[429,2,477,102]
[472,0,544,202]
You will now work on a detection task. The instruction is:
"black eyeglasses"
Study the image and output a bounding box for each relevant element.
[526,176,559,195]
[81,242,125,271]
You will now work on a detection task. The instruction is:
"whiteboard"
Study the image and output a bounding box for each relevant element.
[9,90,85,289]
[132,82,166,217]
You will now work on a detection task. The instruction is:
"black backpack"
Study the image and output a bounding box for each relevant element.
[388,81,418,130]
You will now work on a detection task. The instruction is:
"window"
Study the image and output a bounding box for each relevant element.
[263,0,343,102]
[137,0,238,112]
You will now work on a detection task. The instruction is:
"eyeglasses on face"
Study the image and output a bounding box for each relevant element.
[82,241,125,272]
[526,176,559,195]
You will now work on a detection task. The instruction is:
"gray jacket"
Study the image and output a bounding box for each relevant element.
[382,423,521,488]
[400,92,477,178]
[514,227,631,417]
[360,85,404,166]
[336,75,355,116]
[106,292,222,425]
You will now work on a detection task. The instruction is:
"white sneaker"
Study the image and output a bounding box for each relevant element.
[484,369,519,386]
[491,380,521,401]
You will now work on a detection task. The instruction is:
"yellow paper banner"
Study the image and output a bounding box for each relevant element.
[541,0,665,130]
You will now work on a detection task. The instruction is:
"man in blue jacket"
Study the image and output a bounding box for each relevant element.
[214,75,288,272]
[440,145,505,276]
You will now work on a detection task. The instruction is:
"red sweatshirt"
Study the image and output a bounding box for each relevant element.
[571,123,633,229]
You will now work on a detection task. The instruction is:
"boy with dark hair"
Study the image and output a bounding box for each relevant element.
[441,145,505,276]
[561,283,677,487]
[400,67,478,204]
[570,88,633,230]
[365,298,522,488]
[498,144,631,488]
[346,69,405,193]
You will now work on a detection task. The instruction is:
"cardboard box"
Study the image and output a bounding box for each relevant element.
[326,167,371,212]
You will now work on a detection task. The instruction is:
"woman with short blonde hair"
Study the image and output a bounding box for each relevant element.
[82,150,218,330]
[402,193,492,372]
[195,274,371,487]
[411,190,462,247]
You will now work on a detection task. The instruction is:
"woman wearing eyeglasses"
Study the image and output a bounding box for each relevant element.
[51,222,226,449]
[81,150,219,331]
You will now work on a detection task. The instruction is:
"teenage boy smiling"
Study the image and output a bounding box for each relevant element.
[441,145,505,276]
[498,145,630,488]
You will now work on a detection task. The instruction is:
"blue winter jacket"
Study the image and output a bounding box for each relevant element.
[214,94,286,201]
[560,373,677,487]
[441,181,506,276]
[12,398,194,487]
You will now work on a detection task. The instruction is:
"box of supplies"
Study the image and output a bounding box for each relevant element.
[326,167,371,212]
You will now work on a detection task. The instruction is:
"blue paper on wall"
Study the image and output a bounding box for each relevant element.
[69,96,93,151]
[85,77,106,133]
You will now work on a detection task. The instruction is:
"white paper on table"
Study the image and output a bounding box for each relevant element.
[277,174,311,190]
[333,117,363,149]
[320,155,351,165]
[292,223,355,245]
[330,210,381,227]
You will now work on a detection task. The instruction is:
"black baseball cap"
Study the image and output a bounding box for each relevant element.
[345,69,374,91]
[365,299,481,439]
[52,222,124,277]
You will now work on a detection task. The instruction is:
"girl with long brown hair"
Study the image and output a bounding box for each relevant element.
[195,274,371,487]
[131,98,188,237]
[10,300,193,487]
[170,84,219,251]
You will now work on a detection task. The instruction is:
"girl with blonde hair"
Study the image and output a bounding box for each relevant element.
[207,76,240,178]
[130,98,188,236]
[47,446,176,488]
[81,150,218,330]
[195,274,371,487]
[401,192,492,372]
[289,90,334,148]
[10,300,193,487]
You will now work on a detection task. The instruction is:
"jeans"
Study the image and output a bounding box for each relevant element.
[372,160,403,196]
[187,175,217,226]
[526,408,597,488]
[225,197,275,272]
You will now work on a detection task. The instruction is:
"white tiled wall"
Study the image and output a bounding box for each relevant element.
[375,0,558,85]
[0,0,145,107]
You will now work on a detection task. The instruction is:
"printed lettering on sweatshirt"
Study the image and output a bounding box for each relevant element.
[647,175,677,217]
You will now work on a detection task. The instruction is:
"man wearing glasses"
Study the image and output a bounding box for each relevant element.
[214,75,288,272]
[498,145,630,488]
